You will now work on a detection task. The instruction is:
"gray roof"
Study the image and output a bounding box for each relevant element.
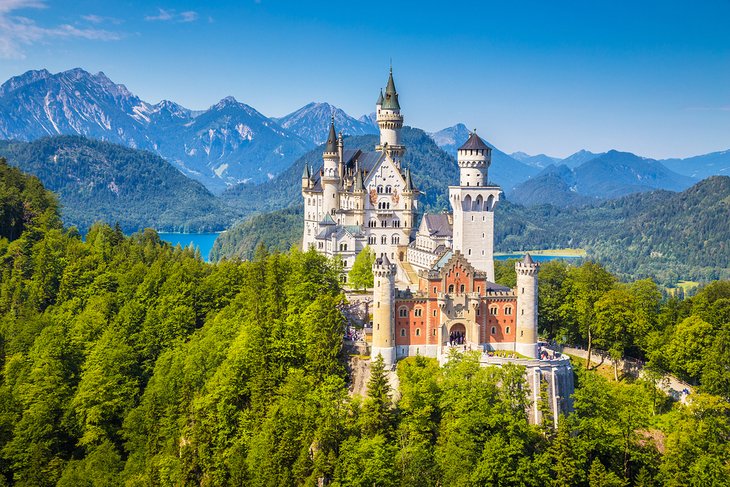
[423,213,453,238]
[301,163,310,179]
[320,213,336,226]
[325,118,337,153]
[459,131,490,151]
[376,89,384,105]
[382,69,400,110]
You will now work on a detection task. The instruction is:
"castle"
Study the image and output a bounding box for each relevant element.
[302,69,573,423]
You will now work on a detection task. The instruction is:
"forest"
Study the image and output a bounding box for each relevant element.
[0,161,729,486]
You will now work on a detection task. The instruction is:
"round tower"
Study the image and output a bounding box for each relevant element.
[322,118,340,217]
[376,68,405,162]
[457,130,491,187]
[371,254,396,366]
[515,253,540,358]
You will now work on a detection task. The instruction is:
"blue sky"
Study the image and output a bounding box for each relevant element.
[0,0,728,159]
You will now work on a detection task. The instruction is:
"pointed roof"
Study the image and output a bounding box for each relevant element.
[376,89,384,105]
[522,253,535,265]
[320,213,336,226]
[381,68,400,110]
[301,162,310,179]
[459,131,490,151]
[404,168,414,191]
[325,117,337,153]
[354,170,365,191]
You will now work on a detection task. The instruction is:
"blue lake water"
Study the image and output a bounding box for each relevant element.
[158,233,220,262]
[494,253,584,262]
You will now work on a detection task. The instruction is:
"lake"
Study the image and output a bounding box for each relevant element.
[158,233,220,262]
[494,253,584,262]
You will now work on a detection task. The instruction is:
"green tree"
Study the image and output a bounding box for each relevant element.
[347,246,375,291]
[361,354,393,437]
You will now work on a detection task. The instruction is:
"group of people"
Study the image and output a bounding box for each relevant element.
[448,330,466,346]
[345,327,364,342]
[538,348,561,361]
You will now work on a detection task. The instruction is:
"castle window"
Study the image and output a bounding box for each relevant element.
[381,220,387,227]
[505,306,512,315]
[400,328,406,337]
[381,235,387,244]
[433,287,437,294]
[521,330,524,337]
[522,287,525,294]
[491,326,496,334]
[377,185,383,194]
[399,307,408,317]
[368,236,376,245]
[460,284,465,293]
[386,185,392,193]
[368,220,376,228]
[415,328,421,336]
[392,235,399,244]
[490,306,498,315]
[521,309,524,315]
[414,308,423,317]
[477,286,481,293]
[448,284,454,293]
[433,329,437,336]
[433,310,437,316]
[468,249,471,255]
[506,326,511,334]
[476,308,481,316]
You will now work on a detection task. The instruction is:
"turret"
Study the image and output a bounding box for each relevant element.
[449,129,501,280]
[372,254,396,366]
[301,163,311,190]
[376,67,405,163]
[457,131,491,187]
[515,254,540,358]
[322,117,340,217]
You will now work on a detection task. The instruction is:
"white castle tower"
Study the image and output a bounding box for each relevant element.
[376,67,405,166]
[371,254,396,366]
[321,118,340,218]
[449,131,502,281]
[515,254,540,358]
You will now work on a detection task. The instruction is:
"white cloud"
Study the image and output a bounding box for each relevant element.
[0,0,121,59]
[81,14,122,25]
[145,8,199,23]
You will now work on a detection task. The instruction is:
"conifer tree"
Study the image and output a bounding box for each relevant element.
[348,246,374,291]
[361,354,392,437]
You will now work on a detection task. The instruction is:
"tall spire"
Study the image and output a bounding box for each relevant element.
[382,67,400,110]
[325,116,337,153]
[376,88,384,106]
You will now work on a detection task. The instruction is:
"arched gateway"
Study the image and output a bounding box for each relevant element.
[448,323,467,346]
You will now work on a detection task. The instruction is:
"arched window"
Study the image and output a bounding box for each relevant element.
[399,307,408,317]
[463,194,472,210]
[448,284,454,293]
[368,219,376,228]
[386,185,392,193]
[414,308,423,317]
[400,328,406,337]
[381,235,387,244]
[415,328,421,336]
[505,306,512,316]
[475,195,483,211]
[368,236,376,245]
[506,326,511,334]
[490,306,498,315]
[460,284,465,293]
[377,185,383,194]
[391,235,399,244]
[491,326,496,334]
[381,220,387,228]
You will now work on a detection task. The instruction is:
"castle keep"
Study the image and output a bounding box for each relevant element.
[302,69,573,423]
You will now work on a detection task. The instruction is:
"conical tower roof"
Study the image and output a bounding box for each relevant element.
[376,89,384,105]
[325,117,337,153]
[301,162,310,179]
[382,68,400,110]
[522,253,535,265]
[354,169,365,191]
[458,131,490,151]
[404,168,414,191]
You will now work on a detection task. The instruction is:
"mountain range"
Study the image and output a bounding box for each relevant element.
[1,68,729,209]
[509,151,697,207]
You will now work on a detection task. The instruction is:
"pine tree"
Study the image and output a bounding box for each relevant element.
[361,354,393,437]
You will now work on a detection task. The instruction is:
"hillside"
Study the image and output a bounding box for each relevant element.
[0,158,59,241]
[0,136,234,233]
[661,149,730,180]
[498,176,730,283]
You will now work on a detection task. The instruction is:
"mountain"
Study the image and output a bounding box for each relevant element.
[427,123,540,192]
[274,102,378,145]
[0,136,234,233]
[660,149,730,180]
[508,164,599,207]
[0,68,311,193]
[510,151,560,168]
[509,150,697,206]
[559,149,604,168]
[358,112,378,129]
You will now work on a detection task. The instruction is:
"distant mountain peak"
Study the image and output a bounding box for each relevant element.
[275,102,378,145]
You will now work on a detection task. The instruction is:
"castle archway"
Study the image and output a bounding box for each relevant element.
[448,323,467,345]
